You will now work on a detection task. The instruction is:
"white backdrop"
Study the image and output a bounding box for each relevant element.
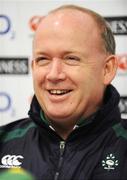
[0,0,127,125]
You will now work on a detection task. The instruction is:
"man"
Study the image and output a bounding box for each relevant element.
[0,4,127,180]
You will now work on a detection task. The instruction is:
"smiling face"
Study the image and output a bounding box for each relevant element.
[32,9,117,127]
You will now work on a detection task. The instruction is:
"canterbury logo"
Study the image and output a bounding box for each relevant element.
[0,155,24,168]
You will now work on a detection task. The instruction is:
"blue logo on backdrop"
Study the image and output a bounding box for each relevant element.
[0,92,11,112]
[0,15,11,35]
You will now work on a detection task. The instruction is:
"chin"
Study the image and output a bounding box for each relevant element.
[46,112,71,121]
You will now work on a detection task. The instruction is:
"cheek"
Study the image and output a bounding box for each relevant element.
[32,69,45,84]
[77,68,103,94]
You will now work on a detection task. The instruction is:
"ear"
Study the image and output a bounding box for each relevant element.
[103,55,118,85]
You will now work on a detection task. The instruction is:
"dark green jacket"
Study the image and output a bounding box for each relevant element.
[0,85,127,180]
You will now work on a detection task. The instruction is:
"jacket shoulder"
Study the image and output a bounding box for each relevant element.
[0,118,37,143]
[112,118,127,140]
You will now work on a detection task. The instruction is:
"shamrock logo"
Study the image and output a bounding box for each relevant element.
[102,154,119,170]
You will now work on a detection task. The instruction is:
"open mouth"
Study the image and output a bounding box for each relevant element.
[48,89,72,95]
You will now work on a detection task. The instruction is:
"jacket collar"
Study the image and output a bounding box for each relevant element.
[28,84,121,131]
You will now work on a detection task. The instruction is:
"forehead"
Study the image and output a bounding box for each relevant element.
[35,9,99,36]
[33,9,104,56]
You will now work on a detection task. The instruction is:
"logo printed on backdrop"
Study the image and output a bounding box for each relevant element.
[0,57,29,74]
[117,54,127,75]
[0,92,11,112]
[105,16,127,35]
[0,92,15,117]
[119,96,127,118]
[29,15,45,37]
[29,16,44,31]
[0,14,15,39]
[0,155,24,168]
[0,15,11,35]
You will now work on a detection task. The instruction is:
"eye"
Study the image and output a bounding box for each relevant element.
[34,56,50,66]
[66,56,79,60]
[64,55,80,65]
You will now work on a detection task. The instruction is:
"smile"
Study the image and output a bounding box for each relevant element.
[48,89,72,95]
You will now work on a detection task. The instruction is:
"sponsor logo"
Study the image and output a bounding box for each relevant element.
[29,15,44,32]
[0,57,29,74]
[105,16,127,35]
[0,155,24,168]
[102,154,119,170]
[0,15,11,35]
[29,15,45,38]
[0,91,16,117]
[117,54,127,74]
[119,97,127,117]
[0,92,11,112]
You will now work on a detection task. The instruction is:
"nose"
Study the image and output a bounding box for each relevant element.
[46,58,66,82]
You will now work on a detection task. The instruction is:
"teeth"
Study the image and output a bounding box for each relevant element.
[49,90,70,95]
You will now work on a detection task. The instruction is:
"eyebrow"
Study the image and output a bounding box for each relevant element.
[34,49,84,56]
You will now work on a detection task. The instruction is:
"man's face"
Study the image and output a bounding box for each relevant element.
[32,10,107,125]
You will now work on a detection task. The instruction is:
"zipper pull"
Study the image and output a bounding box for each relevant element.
[60,141,65,156]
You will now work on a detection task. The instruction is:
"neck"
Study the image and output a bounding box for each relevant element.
[40,110,76,139]
[51,122,75,140]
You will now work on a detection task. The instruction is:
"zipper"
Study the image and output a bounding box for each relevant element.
[54,141,65,180]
